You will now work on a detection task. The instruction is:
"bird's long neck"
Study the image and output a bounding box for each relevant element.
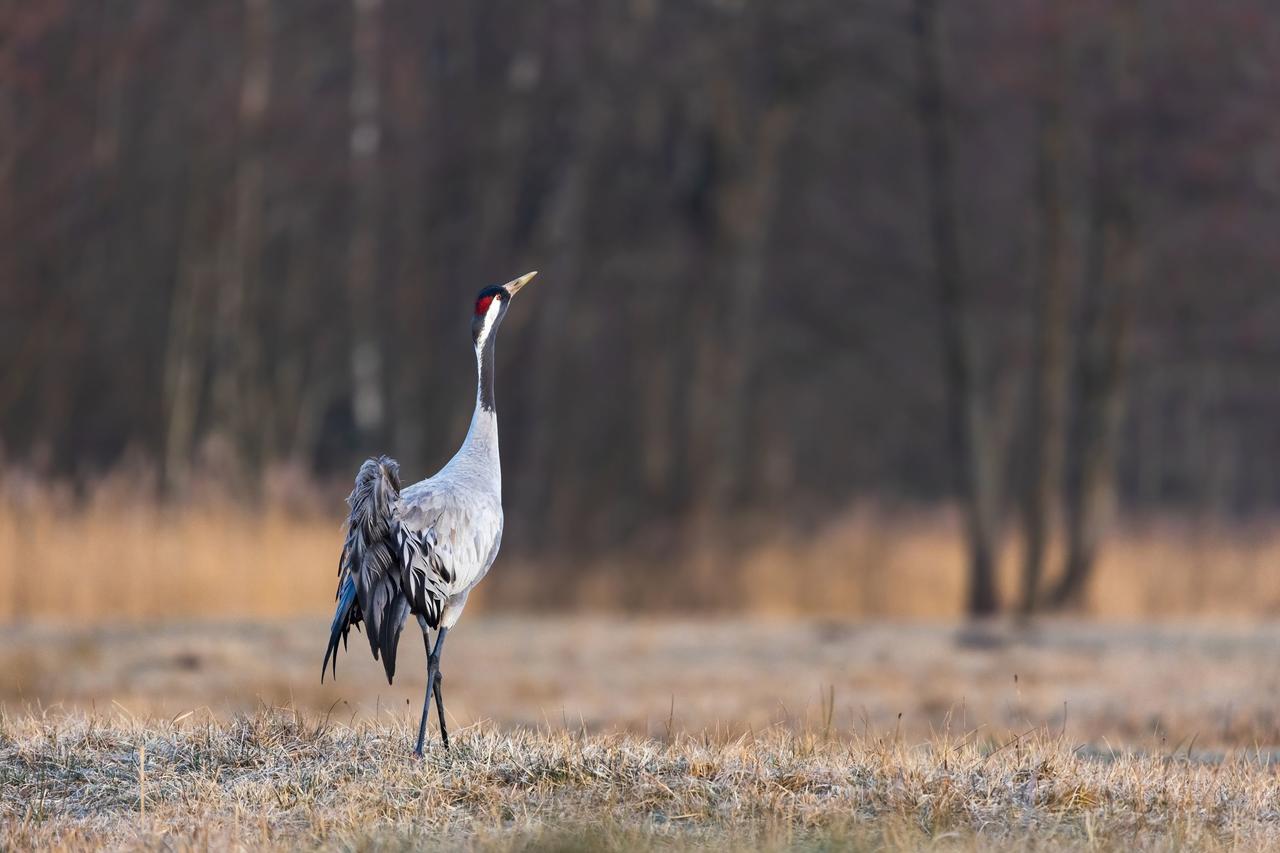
[476,322,498,414]
[456,328,501,482]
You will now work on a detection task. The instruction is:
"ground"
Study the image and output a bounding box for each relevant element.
[4,616,1280,747]
[3,616,1280,849]
[4,711,1280,851]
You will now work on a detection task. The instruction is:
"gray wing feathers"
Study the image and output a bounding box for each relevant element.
[395,519,448,627]
[321,455,399,684]
[341,456,408,683]
[399,485,503,596]
[325,456,466,684]
[323,456,504,684]
[334,455,441,684]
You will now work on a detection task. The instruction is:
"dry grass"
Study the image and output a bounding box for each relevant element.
[5,497,1280,622]
[0,500,337,623]
[3,708,1280,851]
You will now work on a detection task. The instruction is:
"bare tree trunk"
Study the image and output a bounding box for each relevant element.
[519,92,609,547]
[711,102,795,514]
[519,8,639,546]
[0,61,12,300]
[346,0,387,449]
[378,10,435,475]
[912,0,1001,616]
[0,16,21,433]
[163,173,215,495]
[1051,3,1142,609]
[695,8,797,522]
[271,213,332,468]
[212,0,272,483]
[1052,200,1136,608]
[1019,17,1071,615]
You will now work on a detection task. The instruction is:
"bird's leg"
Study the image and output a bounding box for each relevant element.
[430,627,450,749]
[413,623,435,757]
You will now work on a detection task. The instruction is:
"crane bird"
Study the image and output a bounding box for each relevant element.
[322,271,537,755]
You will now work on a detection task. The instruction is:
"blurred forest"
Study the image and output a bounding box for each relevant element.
[3,0,1279,616]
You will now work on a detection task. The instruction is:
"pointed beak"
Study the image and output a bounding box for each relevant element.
[502,270,538,298]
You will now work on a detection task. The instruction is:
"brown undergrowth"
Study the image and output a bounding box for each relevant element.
[4,492,1280,621]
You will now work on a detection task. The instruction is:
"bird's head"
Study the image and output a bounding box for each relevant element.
[471,271,537,349]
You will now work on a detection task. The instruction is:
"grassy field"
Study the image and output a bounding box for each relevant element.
[4,616,1280,849]
[4,709,1280,851]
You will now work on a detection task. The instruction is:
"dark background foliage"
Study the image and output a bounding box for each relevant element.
[3,0,1278,604]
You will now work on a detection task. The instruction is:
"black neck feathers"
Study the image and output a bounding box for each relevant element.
[477,331,497,412]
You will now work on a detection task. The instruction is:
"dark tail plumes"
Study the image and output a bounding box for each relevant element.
[321,575,359,682]
[322,455,411,685]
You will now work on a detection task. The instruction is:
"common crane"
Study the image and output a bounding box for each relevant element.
[322,271,537,755]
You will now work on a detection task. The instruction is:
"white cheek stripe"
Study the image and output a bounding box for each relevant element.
[476,298,501,351]
[474,298,503,395]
